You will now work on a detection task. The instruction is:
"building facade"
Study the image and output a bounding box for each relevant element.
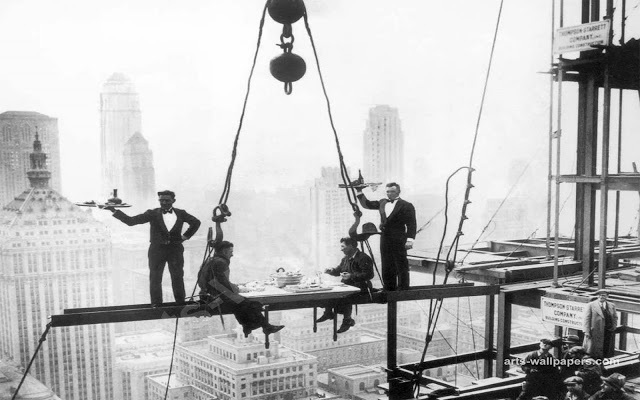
[122,131,156,209]
[100,72,143,197]
[0,111,61,207]
[363,105,404,185]
[0,136,114,400]
[176,332,317,400]
[310,167,354,268]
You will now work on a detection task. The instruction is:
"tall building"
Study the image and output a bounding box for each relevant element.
[176,331,318,400]
[0,111,61,207]
[0,359,61,400]
[363,105,404,184]
[310,167,354,268]
[123,131,156,209]
[100,72,143,197]
[0,135,114,400]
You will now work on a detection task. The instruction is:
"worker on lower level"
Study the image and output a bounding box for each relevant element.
[315,237,374,333]
[198,241,284,337]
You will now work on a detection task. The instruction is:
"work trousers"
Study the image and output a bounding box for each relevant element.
[380,235,410,291]
[148,243,185,304]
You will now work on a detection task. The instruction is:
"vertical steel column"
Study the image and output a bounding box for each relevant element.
[483,294,495,378]
[495,292,512,377]
[598,1,613,289]
[614,0,626,245]
[547,0,556,259]
[387,300,398,380]
[619,312,628,351]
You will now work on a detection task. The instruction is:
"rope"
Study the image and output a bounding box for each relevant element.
[413,0,505,393]
[11,323,52,400]
[163,318,180,400]
[363,239,384,287]
[302,10,360,212]
[217,1,269,207]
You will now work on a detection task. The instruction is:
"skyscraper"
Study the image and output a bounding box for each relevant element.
[363,105,404,184]
[310,167,354,268]
[122,131,156,208]
[100,72,142,197]
[0,135,114,400]
[0,111,61,207]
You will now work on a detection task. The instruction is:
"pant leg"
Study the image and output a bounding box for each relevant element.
[166,244,186,304]
[337,304,353,320]
[380,236,397,291]
[148,244,168,304]
[394,242,410,290]
[234,300,266,331]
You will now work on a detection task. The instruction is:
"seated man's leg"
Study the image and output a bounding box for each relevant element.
[337,304,355,333]
[233,299,284,336]
[316,307,334,323]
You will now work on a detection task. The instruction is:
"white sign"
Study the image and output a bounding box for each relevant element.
[554,20,610,54]
[541,297,587,329]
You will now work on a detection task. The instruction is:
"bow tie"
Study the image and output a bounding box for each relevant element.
[162,209,173,214]
[388,199,397,203]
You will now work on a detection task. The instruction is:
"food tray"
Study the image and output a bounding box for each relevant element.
[282,285,333,293]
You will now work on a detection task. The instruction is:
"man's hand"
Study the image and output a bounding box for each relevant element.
[584,333,591,339]
[181,235,188,241]
[341,272,352,281]
[405,241,414,250]
[324,268,332,274]
[238,286,250,293]
[102,206,116,212]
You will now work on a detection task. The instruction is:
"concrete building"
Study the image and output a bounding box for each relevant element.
[0,359,61,400]
[114,330,175,400]
[0,111,61,207]
[310,167,353,268]
[176,331,318,400]
[123,131,156,210]
[0,135,114,399]
[324,365,386,398]
[363,105,404,185]
[100,72,143,197]
[147,373,214,400]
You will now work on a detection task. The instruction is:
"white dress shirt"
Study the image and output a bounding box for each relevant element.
[162,208,177,230]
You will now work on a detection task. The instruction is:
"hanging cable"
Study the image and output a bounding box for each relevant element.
[217,1,269,209]
[302,10,360,212]
[413,1,505,394]
[163,318,180,400]
[11,323,52,400]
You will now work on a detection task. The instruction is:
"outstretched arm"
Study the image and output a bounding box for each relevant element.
[355,189,379,210]
[112,209,153,226]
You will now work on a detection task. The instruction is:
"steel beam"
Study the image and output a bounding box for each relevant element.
[484,294,495,378]
[495,292,512,377]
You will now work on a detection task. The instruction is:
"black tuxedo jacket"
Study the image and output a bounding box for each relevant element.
[113,208,201,245]
[357,194,417,240]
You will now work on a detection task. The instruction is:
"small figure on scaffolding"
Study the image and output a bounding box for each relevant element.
[356,182,416,291]
[315,237,373,333]
[198,241,284,337]
[104,190,201,306]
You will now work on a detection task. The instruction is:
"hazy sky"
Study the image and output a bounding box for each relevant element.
[1,0,639,238]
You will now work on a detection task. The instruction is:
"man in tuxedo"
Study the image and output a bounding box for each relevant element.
[583,289,618,359]
[356,182,416,291]
[105,190,201,306]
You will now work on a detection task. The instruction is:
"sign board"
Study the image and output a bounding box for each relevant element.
[541,296,587,330]
[554,20,610,54]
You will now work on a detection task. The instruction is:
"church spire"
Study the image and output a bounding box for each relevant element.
[27,127,51,188]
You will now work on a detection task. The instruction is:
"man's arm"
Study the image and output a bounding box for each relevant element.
[355,190,380,210]
[181,211,201,240]
[211,258,240,294]
[351,254,374,282]
[583,303,592,338]
[405,202,417,249]
[112,209,153,226]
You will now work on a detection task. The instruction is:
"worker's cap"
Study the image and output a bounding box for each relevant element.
[602,373,625,390]
[562,335,581,344]
[567,346,586,355]
[539,338,554,345]
[531,397,549,400]
[564,376,583,385]
[595,289,610,295]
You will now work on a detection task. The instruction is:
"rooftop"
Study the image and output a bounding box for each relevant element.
[0,111,53,119]
[0,359,60,400]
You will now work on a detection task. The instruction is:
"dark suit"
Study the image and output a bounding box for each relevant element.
[516,350,562,400]
[325,250,374,318]
[357,194,416,290]
[113,208,200,304]
[198,254,267,331]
